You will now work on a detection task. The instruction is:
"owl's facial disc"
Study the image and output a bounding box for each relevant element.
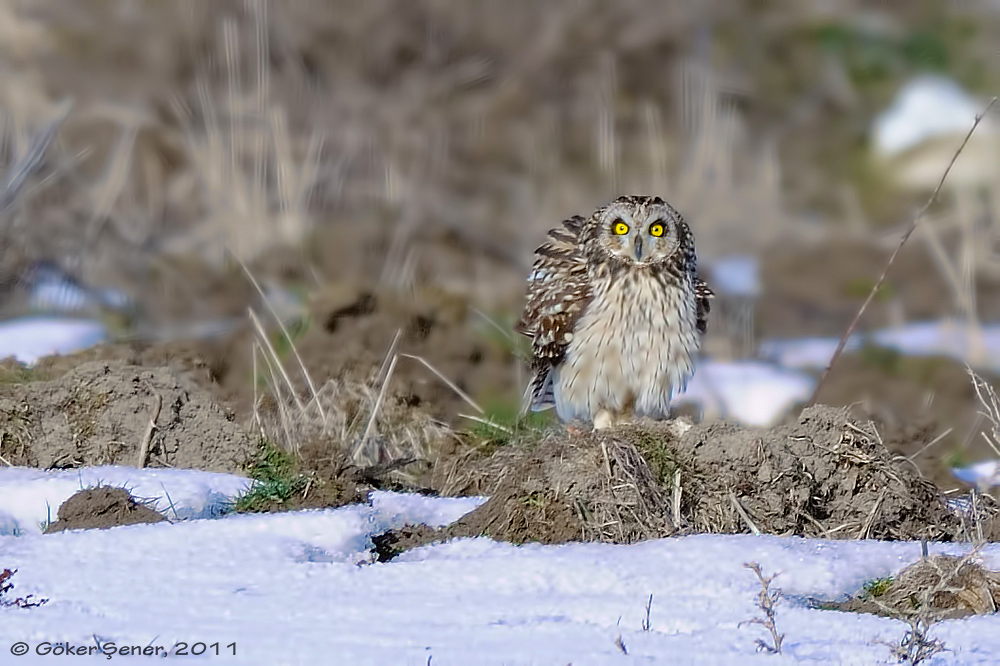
[602,204,640,262]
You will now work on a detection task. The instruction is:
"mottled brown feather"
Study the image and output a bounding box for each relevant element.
[516,215,592,407]
[694,277,714,335]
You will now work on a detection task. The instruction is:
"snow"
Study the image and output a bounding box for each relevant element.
[0,467,252,536]
[707,255,761,298]
[951,460,1000,489]
[676,360,815,427]
[759,321,1000,373]
[0,467,998,665]
[873,75,992,156]
[0,316,107,366]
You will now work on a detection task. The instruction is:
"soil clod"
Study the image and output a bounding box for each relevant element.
[44,486,166,533]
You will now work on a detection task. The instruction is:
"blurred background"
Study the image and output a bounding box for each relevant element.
[1,0,1000,491]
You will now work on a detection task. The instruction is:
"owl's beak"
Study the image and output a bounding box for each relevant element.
[634,240,643,261]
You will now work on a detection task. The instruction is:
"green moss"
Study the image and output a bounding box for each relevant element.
[861,576,894,600]
[630,431,687,486]
[521,491,549,509]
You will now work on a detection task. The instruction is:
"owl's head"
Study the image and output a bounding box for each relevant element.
[590,196,689,266]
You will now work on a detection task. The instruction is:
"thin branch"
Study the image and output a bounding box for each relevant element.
[807,97,997,406]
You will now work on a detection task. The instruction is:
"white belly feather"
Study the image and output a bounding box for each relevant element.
[553,271,699,423]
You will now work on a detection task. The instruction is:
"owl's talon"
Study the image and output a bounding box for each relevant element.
[593,409,614,430]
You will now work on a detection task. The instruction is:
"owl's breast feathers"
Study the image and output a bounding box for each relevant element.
[516,212,715,413]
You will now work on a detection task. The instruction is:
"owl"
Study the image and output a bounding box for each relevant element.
[516,195,713,429]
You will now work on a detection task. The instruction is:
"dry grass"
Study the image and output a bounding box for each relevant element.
[246,268,450,471]
[163,10,324,266]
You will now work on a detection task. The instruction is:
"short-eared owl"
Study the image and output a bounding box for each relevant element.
[516,195,713,429]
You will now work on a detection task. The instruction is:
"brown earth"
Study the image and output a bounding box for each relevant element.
[44,486,166,533]
[812,350,1000,493]
[26,280,525,431]
[757,234,1000,341]
[373,406,1000,560]
[0,360,253,473]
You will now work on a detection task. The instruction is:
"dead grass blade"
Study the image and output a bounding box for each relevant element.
[458,413,513,434]
[967,365,1000,459]
[248,307,306,417]
[354,353,399,463]
[238,257,325,423]
[399,353,484,415]
[0,98,72,215]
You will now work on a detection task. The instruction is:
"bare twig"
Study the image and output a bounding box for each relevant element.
[642,594,653,632]
[740,562,784,654]
[136,393,162,469]
[614,633,628,655]
[808,97,997,406]
[672,468,683,528]
[905,428,954,463]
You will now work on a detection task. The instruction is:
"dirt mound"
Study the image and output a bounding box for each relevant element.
[0,361,253,473]
[830,552,1000,620]
[44,486,166,533]
[374,405,996,559]
[664,405,974,541]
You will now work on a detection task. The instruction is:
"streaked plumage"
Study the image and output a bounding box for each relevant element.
[516,195,713,428]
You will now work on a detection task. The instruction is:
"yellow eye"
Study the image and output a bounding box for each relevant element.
[649,222,665,237]
[613,220,630,235]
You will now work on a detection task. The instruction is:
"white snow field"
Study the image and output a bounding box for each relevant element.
[0,316,107,366]
[1,467,999,665]
[675,360,815,428]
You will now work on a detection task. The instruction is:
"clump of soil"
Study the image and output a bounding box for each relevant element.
[830,552,1000,620]
[663,405,976,541]
[44,486,166,533]
[233,440,369,514]
[374,423,682,560]
[0,360,253,473]
[812,349,1000,493]
[374,405,998,560]
[233,435,435,515]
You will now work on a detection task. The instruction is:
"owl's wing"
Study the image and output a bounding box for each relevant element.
[694,277,714,335]
[516,215,592,410]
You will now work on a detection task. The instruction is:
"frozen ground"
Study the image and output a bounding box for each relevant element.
[0,467,998,665]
